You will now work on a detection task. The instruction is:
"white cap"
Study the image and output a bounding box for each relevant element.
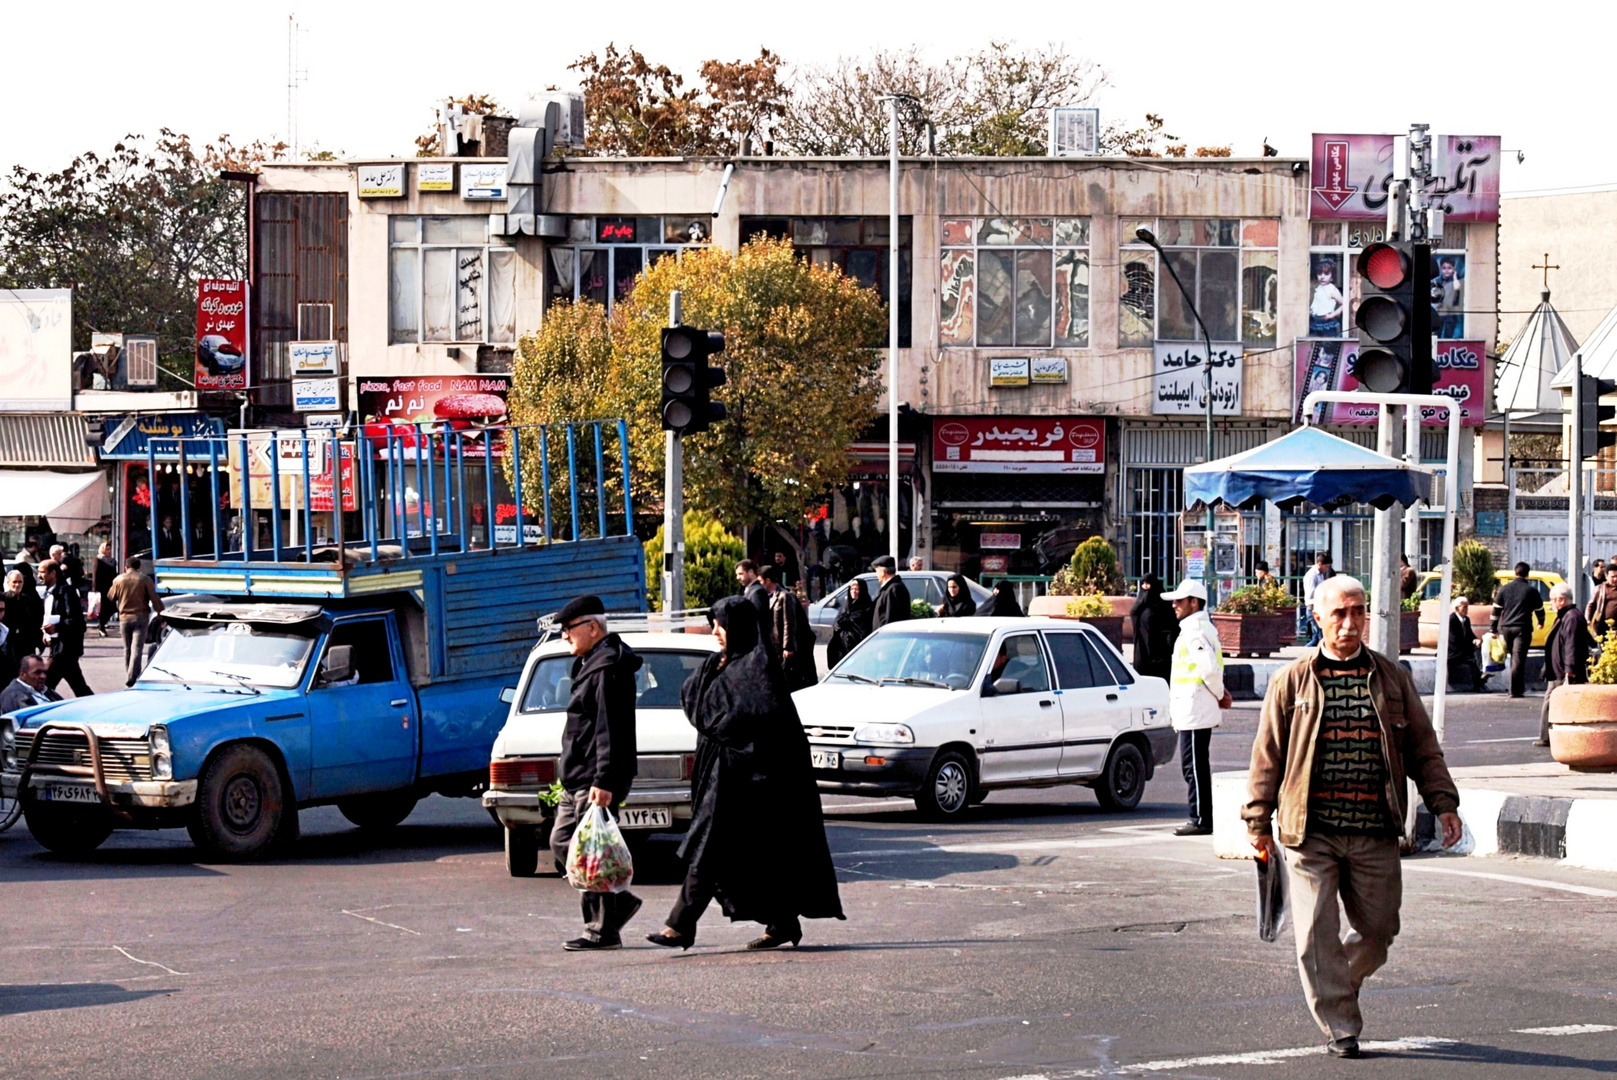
[1160,579,1208,603]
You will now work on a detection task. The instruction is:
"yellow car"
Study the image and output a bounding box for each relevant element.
[1416,569,1563,649]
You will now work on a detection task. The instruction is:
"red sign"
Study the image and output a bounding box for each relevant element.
[357,375,511,456]
[309,443,357,512]
[1293,340,1487,427]
[1314,140,1358,212]
[195,278,249,390]
[933,417,1104,474]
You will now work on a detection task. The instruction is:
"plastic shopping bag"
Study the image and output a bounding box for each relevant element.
[1480,632,1507,673]
[1255,843,1289,943]
[565,805,634,893]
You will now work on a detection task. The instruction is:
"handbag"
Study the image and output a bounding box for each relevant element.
[1255,843,1289,943]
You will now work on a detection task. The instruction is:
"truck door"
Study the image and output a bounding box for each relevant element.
[309,616,418,799]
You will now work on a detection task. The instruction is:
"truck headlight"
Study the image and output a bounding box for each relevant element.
[854,723,915,745]
[150,725,172,780]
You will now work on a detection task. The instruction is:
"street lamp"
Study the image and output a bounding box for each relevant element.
[1136,227,1218,596]
[878,92,921,565]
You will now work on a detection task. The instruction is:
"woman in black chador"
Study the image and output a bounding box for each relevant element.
[1129,573,1179,682]
[825,577,874,667]
[939,573,978,618]
[648,596,845,950]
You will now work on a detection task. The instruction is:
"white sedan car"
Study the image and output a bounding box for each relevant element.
[792,617,1173,820]
[484,629,719,876]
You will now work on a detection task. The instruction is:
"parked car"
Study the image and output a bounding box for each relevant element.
[807,572,993,644]
[1415,568,1563,648]
[484,621,719,877]
[791,617,1173,820]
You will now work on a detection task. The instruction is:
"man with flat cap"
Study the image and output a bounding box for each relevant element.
[870,555,912,632]
[549,594,644,950]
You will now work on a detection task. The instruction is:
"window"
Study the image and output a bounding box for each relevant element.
[635,650,711,709]
[1119,218,1278,349]
[987,634,1051,693]
[941,217,1089,349]
[326,620,395,684]
[742,217,912,348]
[1308,221,1467,340]
[545,215,709,315]
[1127,466,1183,581]
[389,216,516,344]
[1045,632,1104,688]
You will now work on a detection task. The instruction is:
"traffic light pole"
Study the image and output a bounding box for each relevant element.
[1570,350,1582,609]
[1368,406,1403,657]
[664,291,685,613]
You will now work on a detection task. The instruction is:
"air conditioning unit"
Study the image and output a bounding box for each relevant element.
[123,334,159,387]
[1049,107,1100,157]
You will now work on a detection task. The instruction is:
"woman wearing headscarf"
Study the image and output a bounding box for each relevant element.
[4,565,44,658]
[978,579,1024,617]
[939,573,977,618]
[1129,573,1178,681]
[826,578,874,667]
[647,597,844,951]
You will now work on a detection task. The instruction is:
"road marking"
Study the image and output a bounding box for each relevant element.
[1463,736,1539,744]
[110,945,190,976]
[1405,864,1617,898]
[1514,1024,1617,1036]
[998,1037,1459,1077]
[342,909,422,936]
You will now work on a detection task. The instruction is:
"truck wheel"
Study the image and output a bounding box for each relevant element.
[338,792,419,831]
[1094,742,1147,812]
[188,744,286,860]
[915,751,974,821]
[505,825,540,877]
[23,803,113,855]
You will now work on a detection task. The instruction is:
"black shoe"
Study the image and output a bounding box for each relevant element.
[1173,822,1213,836]
[563,935,621,951]
[746,930,802,950]
[647,929,694,950]
[1326,1036,1361,1058]
[1533,739,1550,747]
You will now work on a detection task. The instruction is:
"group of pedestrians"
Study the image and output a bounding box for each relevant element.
[546,591,842,953]
[2,545,100,702]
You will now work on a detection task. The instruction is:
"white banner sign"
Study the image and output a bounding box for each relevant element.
[358,164,404,198]
[293,377,341,413]
[289,340,339,376]
[0,289,72,411]
[1152,342,1243,416]
[461,163,506,200]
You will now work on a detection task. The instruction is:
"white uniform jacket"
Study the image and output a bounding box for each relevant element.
[1168,609,1226,731]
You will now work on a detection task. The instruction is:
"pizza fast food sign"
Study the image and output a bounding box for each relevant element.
[357,375,511,457]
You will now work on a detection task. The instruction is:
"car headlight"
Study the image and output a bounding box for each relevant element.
[854,723,915,745]
[149,724,173,781]
[1,720,14,770]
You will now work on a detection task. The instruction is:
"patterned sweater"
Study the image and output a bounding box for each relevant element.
[1307,651,1394,835]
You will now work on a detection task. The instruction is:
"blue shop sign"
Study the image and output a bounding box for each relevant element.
[101,413,227,460]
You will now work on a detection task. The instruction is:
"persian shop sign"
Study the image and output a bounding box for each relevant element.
[933,417,1104,475]
[1310,133,1500,222]
[195,278,249,391]
[1293,339,1486,427]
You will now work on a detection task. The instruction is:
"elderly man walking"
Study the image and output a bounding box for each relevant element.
[1244,575,1462,1058]
[1539,581,1590,746]
[1162,579,1229,836]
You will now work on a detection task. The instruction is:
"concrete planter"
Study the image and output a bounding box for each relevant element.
[1548,683,1617,770]
[1027,595,1133,645]
[1400,609,1420,653]
[1419,599,1492,649]
[1210,610,1296,658]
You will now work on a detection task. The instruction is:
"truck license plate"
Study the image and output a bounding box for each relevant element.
[44,784,101,805]
[618,806,671,829]
[810,750,840,770]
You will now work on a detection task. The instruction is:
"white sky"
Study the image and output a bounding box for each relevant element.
[2,1,1608,195]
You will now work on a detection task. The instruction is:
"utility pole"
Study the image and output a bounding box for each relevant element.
[664,291,685,613]
[884,94,902,564]
[1570,350,1583,608]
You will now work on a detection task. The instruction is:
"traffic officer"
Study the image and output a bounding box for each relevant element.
[1161,579,1230,836]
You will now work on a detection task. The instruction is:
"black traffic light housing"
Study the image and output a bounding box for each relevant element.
[1581,374,1617,460]
[661,325,727,434]
[1353,241,1436,396]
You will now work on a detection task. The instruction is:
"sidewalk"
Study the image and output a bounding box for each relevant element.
[1212,762,1617,873]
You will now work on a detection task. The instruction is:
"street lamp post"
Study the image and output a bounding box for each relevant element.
[1137,228,1218,596]
[878,92,919,566]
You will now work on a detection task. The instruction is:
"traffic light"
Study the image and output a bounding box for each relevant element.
[660,325,727,434]
[1353,241,1435,395]
[1581,374,1617,460]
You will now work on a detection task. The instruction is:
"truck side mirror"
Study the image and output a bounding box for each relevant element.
[320,644,354,686]
[499,686,516,704]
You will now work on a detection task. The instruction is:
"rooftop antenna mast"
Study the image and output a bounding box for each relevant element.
[286,14,308,159]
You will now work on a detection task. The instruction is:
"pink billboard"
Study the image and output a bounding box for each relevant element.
[1311,134,1500,223]
[1294,339,1486,428]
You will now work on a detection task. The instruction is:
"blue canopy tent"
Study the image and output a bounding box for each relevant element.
[1182,426,1434,511]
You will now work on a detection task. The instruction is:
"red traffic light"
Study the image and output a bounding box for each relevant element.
[1358,243,1410,290]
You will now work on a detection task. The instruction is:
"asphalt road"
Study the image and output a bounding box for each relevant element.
[6,664,1615,1079]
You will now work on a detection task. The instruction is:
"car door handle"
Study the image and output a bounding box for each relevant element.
[1106,693,1119,702]
[390,698,408,707]
[1039,699,1053,707]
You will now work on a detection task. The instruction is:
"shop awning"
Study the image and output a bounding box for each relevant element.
[0,469,110,532]
[0,413,96,467]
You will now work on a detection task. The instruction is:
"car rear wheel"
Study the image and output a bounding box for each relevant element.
[1094,742,1147,812]
[915,751,973,821]
[505,825,541,877]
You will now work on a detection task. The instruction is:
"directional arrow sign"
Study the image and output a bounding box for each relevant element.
[1313,139,1358,211]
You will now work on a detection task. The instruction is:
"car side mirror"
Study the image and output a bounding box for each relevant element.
[499,686,516,704]
[319,644,353,686]
[990,677,1021,696]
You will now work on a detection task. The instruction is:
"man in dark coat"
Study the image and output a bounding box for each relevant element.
[735,558,770,626]
[647,597,843,950]
[548,594,643,951]
[1129,573,1178,681]
[1539,581,1590,746]
[0,655,60,715]
[1489,562,1544,698]
[1447,597,1484,693]
[759,565,817,690]
[40,561,92,698]
[870,555,911,631]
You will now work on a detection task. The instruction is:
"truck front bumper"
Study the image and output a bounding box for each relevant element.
[483,786,693,828]
[3,770,199,809]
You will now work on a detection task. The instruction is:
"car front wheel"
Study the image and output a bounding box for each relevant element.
[188,744,287,859]
[1094,742,1147,812]
[915,751,974,821]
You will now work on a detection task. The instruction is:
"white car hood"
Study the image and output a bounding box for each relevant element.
[792,680,961,730]
[492,706,696,758]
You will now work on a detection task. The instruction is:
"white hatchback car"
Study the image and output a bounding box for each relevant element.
[792,617,1173,820]
[484,626,719,876]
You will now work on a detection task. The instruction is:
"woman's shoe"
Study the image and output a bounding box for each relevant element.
[646,929,694,950]
[745,931,802,950]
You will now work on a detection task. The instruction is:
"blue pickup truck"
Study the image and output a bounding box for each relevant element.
[0,420,645,859]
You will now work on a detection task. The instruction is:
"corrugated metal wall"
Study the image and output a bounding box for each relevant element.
[255,192,349,386]
[0,414,96,467]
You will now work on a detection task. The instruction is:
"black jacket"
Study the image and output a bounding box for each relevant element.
[1490,578,1545,635]
[94,556,117,595]
[0,677,59,715]
[1448,612,1479,662]
[826,589,873,667]
[743,580,771,627]
[871,575,912,630]
[1130,588,1178,680]
[44,581,86,659]
[1546,607,1591,683]
[560,633,642,798]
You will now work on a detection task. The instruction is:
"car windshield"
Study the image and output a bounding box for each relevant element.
[142,621,317,688]
[832,630,988,690]
[522,650,709,712]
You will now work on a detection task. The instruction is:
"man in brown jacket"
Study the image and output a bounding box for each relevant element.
[105,555,165,687]
[1244,575,1463,1059]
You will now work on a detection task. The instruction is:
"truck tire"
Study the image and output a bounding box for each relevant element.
[1094,742,1147,812]
[23,803,113,855]
[188,744,287,860]
[914,751,974,821]
[338,792,419,831]
[505,825,540,877]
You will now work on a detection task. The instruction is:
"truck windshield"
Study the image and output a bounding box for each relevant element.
[832,631,988,690]
[521,650,710,712]
[143,622,317,688]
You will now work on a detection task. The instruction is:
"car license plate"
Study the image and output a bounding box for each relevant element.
[618,806,671,829]
[44,784,100,805]
[810,749,840,770]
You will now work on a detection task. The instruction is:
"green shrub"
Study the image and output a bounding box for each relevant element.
[1400,594,1422,612]
[1047,565,1081,596]
[1066,593,1112,618]
[910,598,937,619]
[1070,536,1122,594]
[1216,583,1295,615]
[1451,540,1497,606]
[644,511,744,611]
[1591,631,1617,684]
